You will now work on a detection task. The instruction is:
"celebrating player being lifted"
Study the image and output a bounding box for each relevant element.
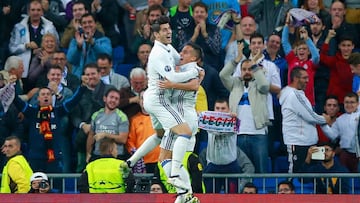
[124,16,203,203]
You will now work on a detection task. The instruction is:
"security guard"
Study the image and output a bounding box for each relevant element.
[155,151,205,193]
[78,138,134,193]
[1,136,33,193]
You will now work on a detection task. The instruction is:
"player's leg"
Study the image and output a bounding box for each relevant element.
[161,133,198,203]
[127,109,185,168]
[126,95,169,167]
[160,159,198,203]
[160,131,191,192]
[169,123,192,178]
[127,129,164,167]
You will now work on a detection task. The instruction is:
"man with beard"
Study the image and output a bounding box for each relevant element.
[231,33,281,173]
[220,41,271,173]
[279,67,329,173]
[86,88,129,162]
[310,17,327,49]
[302,142,349,194]
[71,63,114,171]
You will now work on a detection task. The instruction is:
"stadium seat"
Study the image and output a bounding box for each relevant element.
[267,157,272,173]
[273,156,289,173]
[292,178,315,194]
[114,63,133,79]
[252,178,287,194]
[353,178,360,194]
[64,178,79,194]
[112,46,125,66]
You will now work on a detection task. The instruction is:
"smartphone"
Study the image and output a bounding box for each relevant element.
[78,27,84,35]
[311,146,325,160]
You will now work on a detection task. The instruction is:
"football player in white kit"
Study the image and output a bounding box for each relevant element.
[124,16,201,202]
[158,43,204,202]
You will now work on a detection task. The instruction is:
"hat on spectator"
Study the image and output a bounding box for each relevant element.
[30,172,48,182]
[348,53,360,65]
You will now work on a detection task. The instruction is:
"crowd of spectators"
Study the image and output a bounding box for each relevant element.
[0,0,360,194]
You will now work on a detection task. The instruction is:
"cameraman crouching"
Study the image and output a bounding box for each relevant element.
[28,172,52,193]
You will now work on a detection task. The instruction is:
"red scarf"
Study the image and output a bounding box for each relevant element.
[38,106,55,162]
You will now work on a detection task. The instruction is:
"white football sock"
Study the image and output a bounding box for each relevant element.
[171,135,190,176]
[163,159,190,194]
[128,134,161,167]
[178,164,192,194]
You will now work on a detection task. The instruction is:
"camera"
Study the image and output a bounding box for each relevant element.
[78,27,87,39]
[134,178,151,193]
[39,180,48,189]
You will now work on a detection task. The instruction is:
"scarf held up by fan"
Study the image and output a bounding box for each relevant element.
[38,105,55,162]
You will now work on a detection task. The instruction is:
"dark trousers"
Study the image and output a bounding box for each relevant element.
[204,160,241,193]
[339,150,358,173]
[287,145,310,173]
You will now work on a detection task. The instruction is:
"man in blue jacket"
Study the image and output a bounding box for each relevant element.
[66,13,112,78]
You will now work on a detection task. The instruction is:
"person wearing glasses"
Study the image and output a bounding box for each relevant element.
[277,180,295,194]
[302,142,349,194]
[96,53,129,90]
[280,67,330,173]
[36,50,80,93]
[321,92,360,173]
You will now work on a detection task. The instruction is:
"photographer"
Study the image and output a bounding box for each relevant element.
[28,172,53,193]
[302,142,349,194]
[66,13,112,78]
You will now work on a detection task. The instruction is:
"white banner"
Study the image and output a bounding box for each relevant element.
[198,111,238,133]
[0,83,15,113]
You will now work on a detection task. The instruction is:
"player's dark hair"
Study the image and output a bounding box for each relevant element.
[151,15,170,33]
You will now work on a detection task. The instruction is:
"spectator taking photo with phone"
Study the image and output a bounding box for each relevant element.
[301,142,350,194]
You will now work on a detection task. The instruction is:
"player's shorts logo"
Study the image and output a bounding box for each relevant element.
[164,65,172,72]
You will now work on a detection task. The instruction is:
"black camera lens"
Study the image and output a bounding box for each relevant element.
[39,180,48,189]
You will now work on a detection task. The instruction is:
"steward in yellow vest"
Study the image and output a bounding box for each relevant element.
[155,152,205,193]
[0,136,33,193]
[78,138,134,193]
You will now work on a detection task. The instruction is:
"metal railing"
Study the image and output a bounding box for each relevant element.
[37,173,360,194]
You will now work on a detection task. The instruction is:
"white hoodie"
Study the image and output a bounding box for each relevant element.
[279,86,326,146]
